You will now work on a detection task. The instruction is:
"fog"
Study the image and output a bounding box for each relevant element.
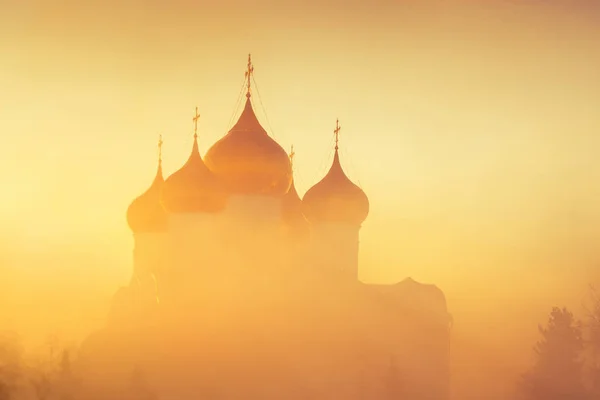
[2,0,600,398]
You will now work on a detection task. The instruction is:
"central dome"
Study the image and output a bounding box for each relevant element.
[204,97,292,197]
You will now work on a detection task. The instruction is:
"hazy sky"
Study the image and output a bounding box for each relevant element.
[1,0,600,345]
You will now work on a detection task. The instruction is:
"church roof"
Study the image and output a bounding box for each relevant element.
[203,55,292,197]
[126,138,168,233]
[302,121,369,226]
[161,111,227,214]
[368,278,449,324]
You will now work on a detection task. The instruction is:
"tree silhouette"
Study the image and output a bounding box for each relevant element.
[55,349,79,400]
[29,336,61,400]
[521,307,588,400]
[30,374,52,400]
[28,338,81,400]
[0,333,23,400]
[585,286,600,398]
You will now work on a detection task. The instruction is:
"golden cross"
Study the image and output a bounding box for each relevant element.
[334,119,341,150]
[192,107,200,139]
[289,145,295,169]
[244,53,254,98]
[158,134,163,164]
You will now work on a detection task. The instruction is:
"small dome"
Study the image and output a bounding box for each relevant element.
[302,148,369,226]
[282,178,310,238]
[204,97,292,197]
[161,138,226,213]
[126,161,168,233]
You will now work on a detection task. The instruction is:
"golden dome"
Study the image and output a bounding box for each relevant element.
[302,123,369,226]
[161,136,226,213]
[126,151,168,233]
[204,97,292,196]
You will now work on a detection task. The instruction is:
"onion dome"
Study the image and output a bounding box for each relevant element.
[126,137,168,233]
[203,55,292,197]
[302,120,369,226]
[282,147,310,237]
[161,109,226,213]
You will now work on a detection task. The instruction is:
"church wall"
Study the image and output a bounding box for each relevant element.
[372,284,451,400]
[285,233,310,280]
[220,195,286,273]
[224,195,282,224]
[309,222,360,279]
[163,200,288,312]
[132,232,167,281]
[166,213,224,292]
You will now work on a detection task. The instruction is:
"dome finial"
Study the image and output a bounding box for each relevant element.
[192,107,200,140]
[245,53,254,99]
[334,118,341,150]
[158,134,163,166]
[289,145,295,170]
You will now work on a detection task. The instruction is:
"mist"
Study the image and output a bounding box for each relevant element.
[2,1,600,399]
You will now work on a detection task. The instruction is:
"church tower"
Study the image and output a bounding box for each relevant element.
[302,120,369,280]
[126,136,167,305]
[204,55,292,273]
[281,146,311,274]
[204,55,292,224]
[161,111,226,292]
[282,146,310,241]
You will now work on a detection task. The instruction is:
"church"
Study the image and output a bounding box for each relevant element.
[79,55,451,400]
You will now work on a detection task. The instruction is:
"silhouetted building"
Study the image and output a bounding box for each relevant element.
[80,55,451,400]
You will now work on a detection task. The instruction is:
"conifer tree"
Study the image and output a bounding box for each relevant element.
[585,287,600,398]
[0,334,22,400]
[0,334,23,400]
[521,307,588,400]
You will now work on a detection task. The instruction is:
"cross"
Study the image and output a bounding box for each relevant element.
[289,145,295,169]
[192,107,200,139]
[244,53,254,98]
[334,118,341,150]
[158,134,163,164]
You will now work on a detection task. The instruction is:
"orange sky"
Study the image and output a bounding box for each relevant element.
[1,0,600,348]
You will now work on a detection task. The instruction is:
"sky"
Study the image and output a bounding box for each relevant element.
[1,0,600,355]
